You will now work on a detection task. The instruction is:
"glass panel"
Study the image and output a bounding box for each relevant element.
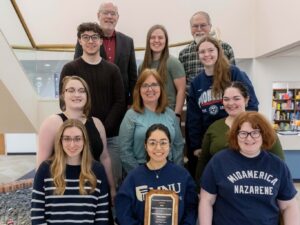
[14,49,73,98]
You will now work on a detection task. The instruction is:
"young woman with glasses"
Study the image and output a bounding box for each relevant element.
[196,82,284,181]
[31,119,110,224]
[116,124,198,225]
[37,76,116,202]
[118,69,184,174]
[199,111,299,225]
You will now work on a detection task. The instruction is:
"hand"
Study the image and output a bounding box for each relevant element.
[193,149,202,157]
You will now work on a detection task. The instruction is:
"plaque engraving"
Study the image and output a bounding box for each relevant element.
[144,189,178,225]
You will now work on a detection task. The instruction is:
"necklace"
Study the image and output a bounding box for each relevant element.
[148,161,166,179]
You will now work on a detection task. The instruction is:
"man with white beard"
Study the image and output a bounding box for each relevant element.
[179,11,235,178]
[179,11,236,95]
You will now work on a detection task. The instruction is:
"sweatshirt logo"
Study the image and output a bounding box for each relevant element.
[135,183,181,202]
[198,89,222,115]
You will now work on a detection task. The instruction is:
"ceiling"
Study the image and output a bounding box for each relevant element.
[1,0,300,99]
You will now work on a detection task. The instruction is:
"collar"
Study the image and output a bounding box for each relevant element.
[103,31,116,40]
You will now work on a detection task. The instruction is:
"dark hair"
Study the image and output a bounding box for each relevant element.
[144,123,171,144]
[228,111,276,151]
[132,69,168,113]
[140,24,169,83]
[223,81,249,99]
[77,22,104,39]
[197,35,230,97]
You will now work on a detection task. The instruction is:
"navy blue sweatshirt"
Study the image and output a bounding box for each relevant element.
[186,65,259,152]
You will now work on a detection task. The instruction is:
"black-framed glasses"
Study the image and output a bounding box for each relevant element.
[100,10,118,17]
[81,34,100,42]
[191,23,209,30]
[141,83,160,90]
[65,87,86,94]
[238,130,261,139]
[62,136,83,145]
[147,140,169,149]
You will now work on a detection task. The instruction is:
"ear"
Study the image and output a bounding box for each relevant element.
[78,38,83,46]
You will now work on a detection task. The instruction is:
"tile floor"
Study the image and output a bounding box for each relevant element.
[0,155,36,184]
[0,154,299,215]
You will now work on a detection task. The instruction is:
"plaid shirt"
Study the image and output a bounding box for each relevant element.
[179,40,236,94]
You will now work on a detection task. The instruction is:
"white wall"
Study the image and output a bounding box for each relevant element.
[250,57,300,119]
[13,0,255,58]
[5,133,37,153]
[255,0,300,56]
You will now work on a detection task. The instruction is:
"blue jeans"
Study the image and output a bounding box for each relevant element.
[107,136,122,187]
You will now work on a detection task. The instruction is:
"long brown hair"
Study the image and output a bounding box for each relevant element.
[197,35,231,97]
[132,69,168,113]
[50,119,96,195]
[60,76,92,117]
[140,24,169,84]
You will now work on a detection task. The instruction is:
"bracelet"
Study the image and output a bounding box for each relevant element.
[175,113,181,118]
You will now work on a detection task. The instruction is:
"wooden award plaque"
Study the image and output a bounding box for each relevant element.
[144,189,179,225]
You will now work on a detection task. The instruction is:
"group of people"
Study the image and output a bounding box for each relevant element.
[31,1,299,225]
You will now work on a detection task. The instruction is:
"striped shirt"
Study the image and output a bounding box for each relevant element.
[31,161,110,225]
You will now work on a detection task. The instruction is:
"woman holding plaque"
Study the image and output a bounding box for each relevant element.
[199,112,299,225]
[115,124,198,225]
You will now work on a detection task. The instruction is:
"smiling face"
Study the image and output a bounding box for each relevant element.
[62,127,84,165]
[223,87,249,118]
[63,79,87,111]
[97,2,119,36]
[140,75,161,106]
[237,122,262,158]
[149,28,166,56]
[198,41,218,68]
[146,129,170,164]
[79,31,102,56]
[190,13,211,43]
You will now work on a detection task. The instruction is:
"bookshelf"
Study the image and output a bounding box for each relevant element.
[272,88,300,130]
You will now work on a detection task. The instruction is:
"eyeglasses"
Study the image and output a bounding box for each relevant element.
[65,87,86,94]
[147,140,169,149]
[141,83,160,90]
[100,10,118,17]
[81,34,101,42]
[238,130,261,139]
[62,136,83,145]
[191,23,209,30]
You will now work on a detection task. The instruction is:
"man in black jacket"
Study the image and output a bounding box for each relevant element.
[74,1,137,107]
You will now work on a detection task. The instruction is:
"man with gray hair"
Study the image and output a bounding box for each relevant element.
[179,11,235,178]
[179,11,235,94]
[73,2,137,187]
[74,2,137,108]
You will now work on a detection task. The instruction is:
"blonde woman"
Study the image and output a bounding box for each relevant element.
[37,76,115,200]
[31,119,110,224]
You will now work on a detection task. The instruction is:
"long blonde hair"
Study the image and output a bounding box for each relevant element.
[50,119,96,195]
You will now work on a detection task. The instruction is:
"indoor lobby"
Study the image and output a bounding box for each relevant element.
[1,0,300,224]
